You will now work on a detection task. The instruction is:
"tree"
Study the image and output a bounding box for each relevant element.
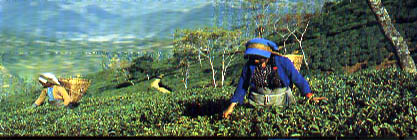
[271,1,315,70]
[367,0,416,73]
[173,27,242,88]
[179,58,190,89]
[243,0,282,38]
[219,30,242,87]
[286,19,311,70]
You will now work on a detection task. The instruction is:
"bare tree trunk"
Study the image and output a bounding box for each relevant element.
[198,51,202,67]
[209,54,217,88]
[198,46,202,68]
[222,49,225,87]
[182,63,189,89]
[287,20,310,70]
[206,42,217,88]
[220,48,236,88]
[367,0,416,73]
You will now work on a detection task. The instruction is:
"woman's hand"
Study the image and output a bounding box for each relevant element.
[306,93,328,103]
[311,97,328,103]
[222,102,237,119]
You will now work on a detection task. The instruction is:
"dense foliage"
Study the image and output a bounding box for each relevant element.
[1,67,416,136]
[1,0,417,137]
[269,0,417,73]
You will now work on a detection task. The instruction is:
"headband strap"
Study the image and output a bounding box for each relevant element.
[247,43,280,55]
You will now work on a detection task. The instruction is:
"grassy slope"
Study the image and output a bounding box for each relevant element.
[1,49,416,136]
[1,0,417,137]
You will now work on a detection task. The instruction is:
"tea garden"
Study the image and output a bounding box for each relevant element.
[0,56,416,136]
[1,0,417,137]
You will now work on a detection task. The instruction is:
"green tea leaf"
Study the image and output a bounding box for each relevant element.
[291,133,301,137]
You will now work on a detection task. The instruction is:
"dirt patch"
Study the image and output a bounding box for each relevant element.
[343,60,368,73]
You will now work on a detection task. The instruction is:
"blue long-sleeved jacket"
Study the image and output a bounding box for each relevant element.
[230,55,312,104]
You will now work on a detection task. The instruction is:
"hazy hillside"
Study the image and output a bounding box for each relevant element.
[0,0,213,40]
[0,0,336,40]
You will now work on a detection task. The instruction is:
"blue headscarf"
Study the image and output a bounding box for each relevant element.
[244,38,278,58]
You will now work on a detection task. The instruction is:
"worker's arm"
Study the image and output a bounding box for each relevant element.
[229,63,251,104]
[223,102,237,119]
[280,57,327,102]
[224,63,250,119]
[56,86,71,106]
[34,89,47,106]
[280,57,312,97]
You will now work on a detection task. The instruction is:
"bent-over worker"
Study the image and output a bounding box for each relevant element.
[32,73,72,108]
[223,38,327,119]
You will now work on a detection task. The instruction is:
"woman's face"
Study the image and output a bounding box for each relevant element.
[39,81,52,87]
[248,55,269,66]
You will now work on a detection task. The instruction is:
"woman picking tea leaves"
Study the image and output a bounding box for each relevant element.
[223,38,327,119]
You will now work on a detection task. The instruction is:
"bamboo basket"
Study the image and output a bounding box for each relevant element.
[59,78,91,103]
[282,54,303,90]
[283,54,303,71]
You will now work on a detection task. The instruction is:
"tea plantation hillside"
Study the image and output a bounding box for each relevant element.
[1,0,417,137]
[269,0,417,73]
[0,57,416,136]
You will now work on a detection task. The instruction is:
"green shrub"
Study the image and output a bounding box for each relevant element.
[1,67,416,136]
[271,0,417,73]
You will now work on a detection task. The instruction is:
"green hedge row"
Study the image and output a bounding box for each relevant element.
[1,67,416,136]
[270,0,417,73]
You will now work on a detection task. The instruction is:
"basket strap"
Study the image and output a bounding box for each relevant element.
[47,87,55,101]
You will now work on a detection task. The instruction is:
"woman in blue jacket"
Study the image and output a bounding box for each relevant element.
[223,38,327,119]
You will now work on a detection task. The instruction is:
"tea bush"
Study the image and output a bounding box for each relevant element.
[269,0,417,73]
[1,67,416,136]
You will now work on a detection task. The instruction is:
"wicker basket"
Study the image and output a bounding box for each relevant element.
[283,54,303,71]
[59,78,91,103]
